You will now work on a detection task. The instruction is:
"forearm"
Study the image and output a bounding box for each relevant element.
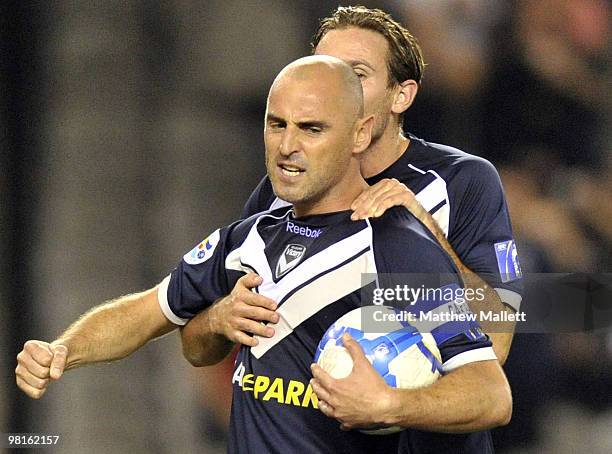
[180,273,278,366]
[383,361,512,433]
[407,202,515,363]
[180,303,235,367]
[55,287,174,370]
[462,273,515,364]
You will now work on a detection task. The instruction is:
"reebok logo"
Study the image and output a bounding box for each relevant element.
[286,221,322,238]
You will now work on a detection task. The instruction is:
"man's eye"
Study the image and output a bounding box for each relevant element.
[355,72,366,79]
[269,122,285,129]
[307,127,322,134]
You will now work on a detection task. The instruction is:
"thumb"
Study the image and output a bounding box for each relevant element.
[342,333,367,367]
[49,344,68,380]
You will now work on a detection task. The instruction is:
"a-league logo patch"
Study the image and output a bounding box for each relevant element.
[275,244,306,279]
[494,239,522,283]
[184,229,221,265]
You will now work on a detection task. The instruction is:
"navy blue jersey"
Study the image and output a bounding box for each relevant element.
[242,134,523,313]
[159,206,495,454]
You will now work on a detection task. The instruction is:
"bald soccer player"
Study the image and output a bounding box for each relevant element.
[16,57,510,454]
[182,6,522,373]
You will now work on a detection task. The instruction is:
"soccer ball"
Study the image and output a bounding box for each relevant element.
[314,305,442,435]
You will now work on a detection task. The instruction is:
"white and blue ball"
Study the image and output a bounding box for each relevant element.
[314,306,443,434]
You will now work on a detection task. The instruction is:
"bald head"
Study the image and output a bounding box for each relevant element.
[264,55,373,217]
[269,55,364,121]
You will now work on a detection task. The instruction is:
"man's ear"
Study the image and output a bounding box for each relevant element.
[392,80,418,115]
[353,114,374,155]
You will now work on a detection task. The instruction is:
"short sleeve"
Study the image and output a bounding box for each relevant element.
[447,157,523,310]
[157,227,235,325]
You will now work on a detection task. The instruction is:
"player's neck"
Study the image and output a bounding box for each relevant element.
[360,125,409,179]
[293,175,368,218]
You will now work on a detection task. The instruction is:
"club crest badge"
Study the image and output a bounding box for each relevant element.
[275,244,306,279]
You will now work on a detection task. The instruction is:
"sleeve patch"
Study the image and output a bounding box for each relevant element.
[183,229,221,265]
[494,240,522,283]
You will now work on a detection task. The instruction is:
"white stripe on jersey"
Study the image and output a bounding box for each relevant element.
[226,215,376,307]
[251,250,377,359]
[271,164,452,237]
[157,275,189,325]
[442,347,497,372]
[270,197,291,211]
[430,203,450,239]
[410,166,451,237]
[225,214,378,358]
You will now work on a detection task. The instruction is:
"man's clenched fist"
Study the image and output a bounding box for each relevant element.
[16,340,68,399]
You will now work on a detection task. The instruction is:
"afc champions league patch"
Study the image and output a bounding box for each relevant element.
[275,243,306,279]
[494,239,522,283]
[184,229,221,265]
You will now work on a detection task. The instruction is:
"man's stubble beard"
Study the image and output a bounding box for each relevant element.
[368,91,395,145]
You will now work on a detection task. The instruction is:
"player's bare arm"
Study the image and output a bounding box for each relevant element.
[350,178,515,364]
[180,273,279,367]
[15,286,175,399]
[310,333,511,433]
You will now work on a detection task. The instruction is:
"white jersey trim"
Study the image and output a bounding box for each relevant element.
[364,218,380,289]
[270,197,291,211]
[442,346,497,373]
[251,249,377,359]
[157,275,189,326]
[409,165,451,238]
[233,218,375,307]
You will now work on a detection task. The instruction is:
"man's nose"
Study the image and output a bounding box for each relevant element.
[279,128,300,157]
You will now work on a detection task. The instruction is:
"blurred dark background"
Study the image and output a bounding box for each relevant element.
[1,1,610,453]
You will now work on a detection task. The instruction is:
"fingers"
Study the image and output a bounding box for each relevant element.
[341,333,368,367]
[16,351,49,379]
[232,331,260,348]
[318,399,352,431]
[310,364,336,398]
[49,344,68,380]
[226,294,278,342]
[15,340,57,399]
[310,368,337,416]
[234,273,278,313]
[317,399,335,418]
[234,300,279,324]
[351,179,398,216]
[210,272,280,347]
[236,272,263,290]
[351,179,416,220]
[15,368,50,393]
[233,318,274,339]
[16,375,48,399]
[229,272,279,333]
[310,379,333,406]
[24,340,53,366]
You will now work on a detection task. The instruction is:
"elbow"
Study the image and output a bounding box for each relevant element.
[497,391,513,427]
[182,344,215,367]
[180,326,212,367]
[488,381,513,428]
[181,338,228,367]
[182,350,205,367]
